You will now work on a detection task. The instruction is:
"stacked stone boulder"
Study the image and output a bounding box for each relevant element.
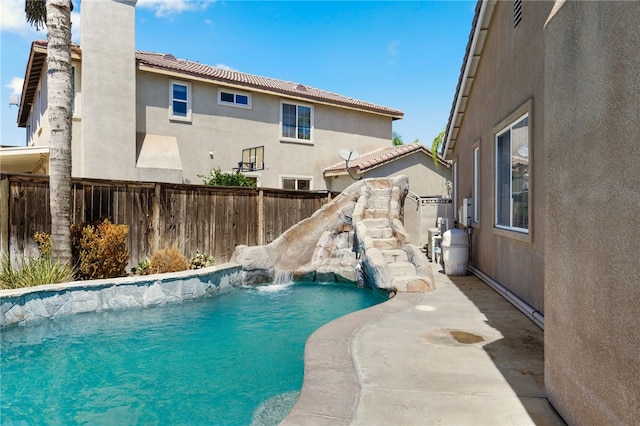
[233,176,433,293]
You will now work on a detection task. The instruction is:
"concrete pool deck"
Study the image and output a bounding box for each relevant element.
[282,263,566,425]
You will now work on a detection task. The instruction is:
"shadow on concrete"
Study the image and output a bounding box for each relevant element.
[446,273,566,425]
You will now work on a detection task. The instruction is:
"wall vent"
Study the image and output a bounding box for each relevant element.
[514,0,523,27]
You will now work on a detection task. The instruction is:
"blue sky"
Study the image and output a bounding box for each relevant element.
[0,0,475,147]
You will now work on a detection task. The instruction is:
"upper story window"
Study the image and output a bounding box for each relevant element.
[218,89,251,108]
[495,114,529,232]
[281,102,312,142]
[170,81,191,121]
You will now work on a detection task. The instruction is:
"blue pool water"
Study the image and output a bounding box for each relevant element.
[1,281,385,425]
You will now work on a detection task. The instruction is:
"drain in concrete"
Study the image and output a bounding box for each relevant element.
[449,330,484,344]
[416,305,436,311]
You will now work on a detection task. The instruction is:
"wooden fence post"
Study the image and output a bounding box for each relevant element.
[258,189,264,246]
[151,183,161,253]
[0,177,8,257]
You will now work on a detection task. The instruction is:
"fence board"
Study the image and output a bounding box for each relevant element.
[1,174,330,270]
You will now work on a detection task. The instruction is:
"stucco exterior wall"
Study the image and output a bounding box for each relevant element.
[80,0,137,181]
[451,1,552,313]
[136,70,392,188]
[543,1,640,423]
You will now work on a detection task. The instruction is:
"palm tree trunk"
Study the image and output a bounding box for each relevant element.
[46,0,73,263]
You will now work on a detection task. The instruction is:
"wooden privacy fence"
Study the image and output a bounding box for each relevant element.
[1,174,332,268]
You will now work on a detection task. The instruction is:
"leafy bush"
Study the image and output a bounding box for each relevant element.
[78,219,130,280]
[189,250,214,269]
[0,255,75,289]
[131,258,151,276]
[199,167,257,187]
[149,244,189,274]
[34,232,52,256]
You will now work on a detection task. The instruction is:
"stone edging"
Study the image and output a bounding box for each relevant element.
[0,263,242,328]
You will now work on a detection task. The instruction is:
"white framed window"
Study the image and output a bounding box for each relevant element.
[218,88,251,109]
[170,80,191,121]
[281,102,313,142]
[71,65,77,116]
[281,176,312,190]
[452,159,457,221]
[495,113,529,232]
[473,145,480,224]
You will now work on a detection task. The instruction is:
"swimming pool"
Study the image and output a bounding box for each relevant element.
[1,281,385,425]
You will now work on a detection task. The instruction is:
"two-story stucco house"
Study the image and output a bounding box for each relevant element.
[443,0,640,424]
[8,0,402,190]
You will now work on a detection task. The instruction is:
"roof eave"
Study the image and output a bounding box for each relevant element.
[442,0,495,160]
[17,42,47,127]
[17,41,81,128]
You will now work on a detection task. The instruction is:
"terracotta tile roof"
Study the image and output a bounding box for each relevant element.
[135,51,403,119]
[323,142,448,176]
[19,40,403,125]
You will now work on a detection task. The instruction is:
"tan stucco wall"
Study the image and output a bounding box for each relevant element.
[450,1,553,313]
[80,0,137,181]
[136,71,393,188]
[543,1,640,423]
[327,152,451,246]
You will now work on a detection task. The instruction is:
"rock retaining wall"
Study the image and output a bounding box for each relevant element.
[0,264,242,327]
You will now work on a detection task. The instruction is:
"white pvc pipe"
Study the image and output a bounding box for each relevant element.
[468,266,544,330]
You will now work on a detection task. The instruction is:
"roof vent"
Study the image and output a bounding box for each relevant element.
[163,54,176,61]
[296,84,307,92]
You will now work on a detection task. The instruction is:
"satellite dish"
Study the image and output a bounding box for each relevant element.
[338,148,359,161]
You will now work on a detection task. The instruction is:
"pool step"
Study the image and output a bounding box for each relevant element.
[381,249,408,263]
[368,227,393,239]
[372,238,398,250]
[387,261,417,276]
[361,218,390,228]
[363,209,389,219]
[392,276,431,292]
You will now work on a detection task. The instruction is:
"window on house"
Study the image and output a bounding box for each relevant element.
[495,114,529,232]
[170,81,191,121]
[36,89,41,130]
[282,177,311,190]
[514,0,523,27]
[71,66,76,115]
[473,146,480,223]
[282,102,312,141]
[219,89,251,108]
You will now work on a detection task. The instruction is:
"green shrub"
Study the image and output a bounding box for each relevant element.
[189,250,214,269]
[131,258,151,276]
[199,167,257,187]
[78,219,130,280]
[149,244,189,274]
[0,255,75,289]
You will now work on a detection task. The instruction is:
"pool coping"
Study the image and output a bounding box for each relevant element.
[281,291,422,425]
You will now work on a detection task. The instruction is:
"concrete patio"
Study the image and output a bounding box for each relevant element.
[282,263,565,425]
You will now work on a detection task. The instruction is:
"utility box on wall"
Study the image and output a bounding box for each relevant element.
[459,198,473,227]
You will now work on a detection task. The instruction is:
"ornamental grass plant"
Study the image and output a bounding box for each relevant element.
[0,255,76,290]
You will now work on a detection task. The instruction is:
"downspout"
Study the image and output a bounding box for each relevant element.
[468,265,545,330]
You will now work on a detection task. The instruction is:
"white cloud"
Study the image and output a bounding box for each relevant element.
[0,0,41,37]
[137,0,214,18]
[214,64,234,71]
[0,0,81,41]
[6,77,24,96]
